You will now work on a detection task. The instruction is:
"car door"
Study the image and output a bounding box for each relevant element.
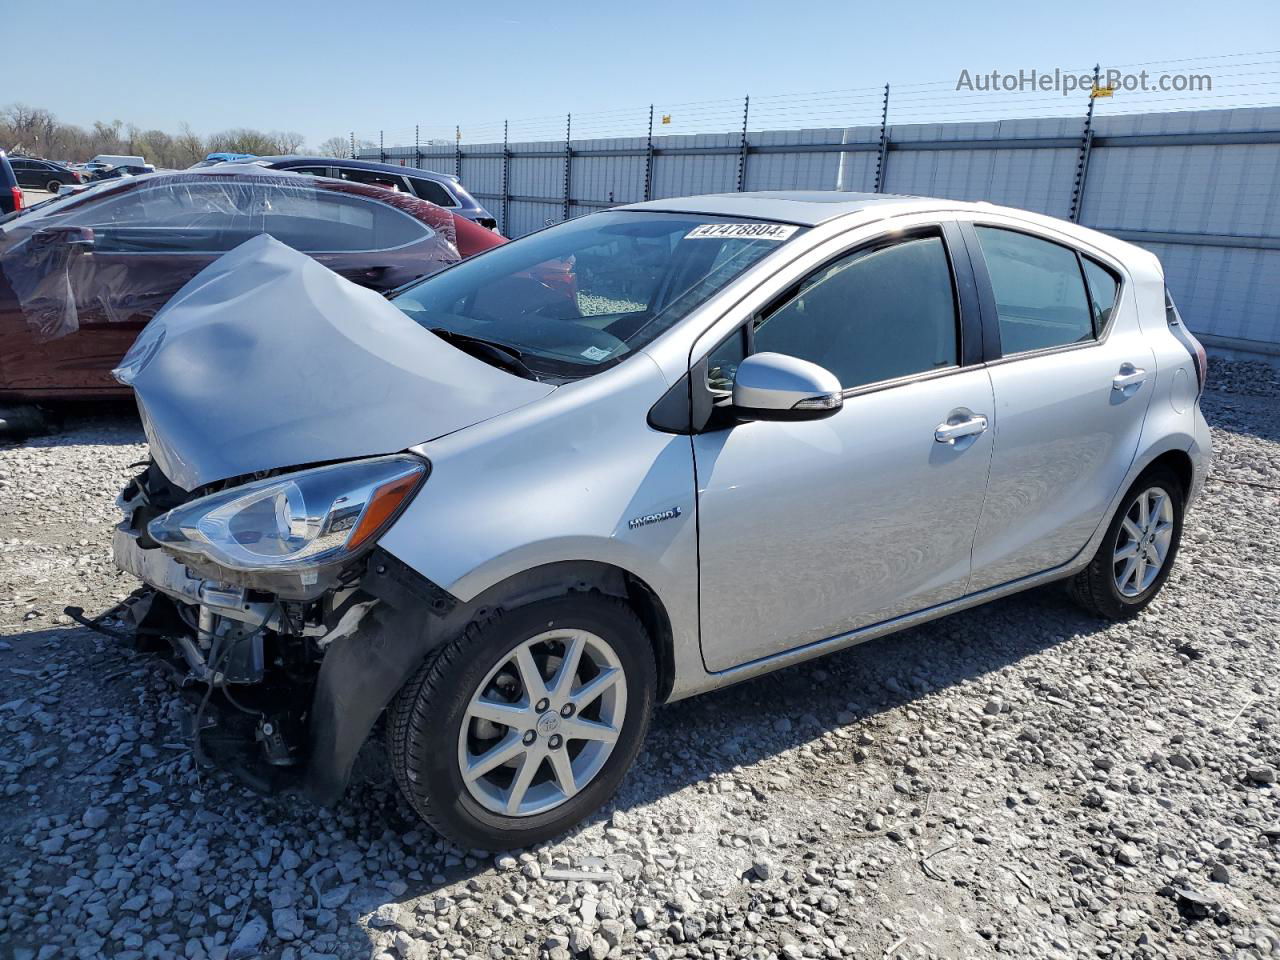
[9,160,35,189]
[962,219,1155,591]
[693,221,996,672]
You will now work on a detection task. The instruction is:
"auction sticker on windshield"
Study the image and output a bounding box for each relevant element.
[686,223,799,241]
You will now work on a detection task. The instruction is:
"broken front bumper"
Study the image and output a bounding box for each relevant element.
[112,526,276,625]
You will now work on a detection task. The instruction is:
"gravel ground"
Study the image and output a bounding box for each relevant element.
[1,359,1277,960]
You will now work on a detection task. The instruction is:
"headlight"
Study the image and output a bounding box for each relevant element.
[148,455,427,573]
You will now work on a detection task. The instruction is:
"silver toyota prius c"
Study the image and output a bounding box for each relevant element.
[108,190,1212,849]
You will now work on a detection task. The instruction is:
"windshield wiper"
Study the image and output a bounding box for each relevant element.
[428,328,539,381]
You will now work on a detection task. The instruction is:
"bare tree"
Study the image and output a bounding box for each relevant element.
[1,103,316,166]
[273,131,306,154]
[316,136,351,158]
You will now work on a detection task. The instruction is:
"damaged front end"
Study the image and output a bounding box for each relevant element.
[110,455,452,799]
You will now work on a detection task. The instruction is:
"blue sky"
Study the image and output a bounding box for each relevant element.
[6,0,1278,148]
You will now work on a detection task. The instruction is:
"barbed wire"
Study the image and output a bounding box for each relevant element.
[351,49,1280,151]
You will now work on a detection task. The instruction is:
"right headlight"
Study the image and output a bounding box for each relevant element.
[148,454,427,574]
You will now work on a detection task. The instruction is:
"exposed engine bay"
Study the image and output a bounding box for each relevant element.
[103,460,453,795]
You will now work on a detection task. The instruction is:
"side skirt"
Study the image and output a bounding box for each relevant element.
[676,556,1088,699]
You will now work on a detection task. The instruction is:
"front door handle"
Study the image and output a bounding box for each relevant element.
[935,414,988,444]
[1112,364,1148,390]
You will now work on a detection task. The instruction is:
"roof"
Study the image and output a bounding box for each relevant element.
[619,191,945,226]
[253,155,458,182]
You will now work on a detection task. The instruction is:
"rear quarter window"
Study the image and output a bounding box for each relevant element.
[1081,257,1120,334]
[409,177,457,207]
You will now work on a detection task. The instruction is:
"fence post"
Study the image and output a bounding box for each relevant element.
[379,131,385,164]
[873,83,891,193]
[349,131,355,159]
[414,125,421,167]
[563,113,573,222]
[736,95,751,192]
[644,105,655,201]
[501,120,510,235]
[1070,64,1101,223]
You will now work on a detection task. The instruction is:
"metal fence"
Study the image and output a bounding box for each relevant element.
[356,54,1280,356]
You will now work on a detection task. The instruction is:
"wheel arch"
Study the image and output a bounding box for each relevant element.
[459,559,677,704]
[1138,448,1194,498]
[303,558,676,807]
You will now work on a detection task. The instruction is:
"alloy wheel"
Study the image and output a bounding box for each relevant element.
[457,629,627,817]
[1112,485,1175,597]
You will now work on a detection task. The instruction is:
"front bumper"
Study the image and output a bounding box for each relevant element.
[112,526,275,626]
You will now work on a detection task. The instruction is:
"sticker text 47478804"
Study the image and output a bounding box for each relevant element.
[685,223,799,241]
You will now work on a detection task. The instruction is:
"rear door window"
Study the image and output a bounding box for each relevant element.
[334,167,411,193]
[974,226,1094,354]
[407,177,457,207]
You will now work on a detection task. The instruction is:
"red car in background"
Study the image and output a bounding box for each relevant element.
[0,169,504,403]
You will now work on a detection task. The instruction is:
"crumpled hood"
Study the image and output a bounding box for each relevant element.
[117,234,554,490]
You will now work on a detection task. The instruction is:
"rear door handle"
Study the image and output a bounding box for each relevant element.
[934,414,988,444]
[1112,365,1147,390]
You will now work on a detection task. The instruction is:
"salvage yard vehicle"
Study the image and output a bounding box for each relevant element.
[8,156,83,194]
[0,168,504,403]
[244,156,500,230]
[0,151,21,216]
[109,191,1211,849]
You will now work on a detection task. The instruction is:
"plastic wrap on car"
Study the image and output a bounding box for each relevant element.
[0,172,461,341]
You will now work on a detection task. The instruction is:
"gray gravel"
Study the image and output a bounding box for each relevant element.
[1,358,1278,960]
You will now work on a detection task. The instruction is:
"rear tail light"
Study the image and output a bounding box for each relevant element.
[1165,288,1207,396]
[73,171,83,183]
[10,186,22,211]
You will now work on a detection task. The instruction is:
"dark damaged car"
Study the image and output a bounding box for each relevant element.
[0,168,504,403]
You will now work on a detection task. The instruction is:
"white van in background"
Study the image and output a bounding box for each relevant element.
[89,154,147,169]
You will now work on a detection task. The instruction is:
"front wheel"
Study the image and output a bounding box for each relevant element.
[388,594,655,850]
[1070,467,1184,619]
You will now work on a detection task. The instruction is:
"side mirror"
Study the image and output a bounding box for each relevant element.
[731,352,843,421]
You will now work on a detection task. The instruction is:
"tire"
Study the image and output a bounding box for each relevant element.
[0,404,52,439]
[46,180,61,194]
[1070,466,1184,619]
[388,593,655,850]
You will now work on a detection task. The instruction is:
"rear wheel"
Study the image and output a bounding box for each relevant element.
[388,594,655,850]
[1070,467,1184,619]
[46,179,62,195]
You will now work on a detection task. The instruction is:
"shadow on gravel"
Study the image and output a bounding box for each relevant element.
[0,400,143,448]
[346,582,1108,920]
[618,581,1092,811]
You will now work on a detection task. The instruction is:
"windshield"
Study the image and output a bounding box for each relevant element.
[389,211,804,378]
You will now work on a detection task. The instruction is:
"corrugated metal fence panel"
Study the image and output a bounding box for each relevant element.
[461,152,503,210]
[572,137,647,205]
[651,133,739,198]
[746,126,881,192]
[884,118,1078,218]
[1145,243,1280,343]
[507,141,565,237]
